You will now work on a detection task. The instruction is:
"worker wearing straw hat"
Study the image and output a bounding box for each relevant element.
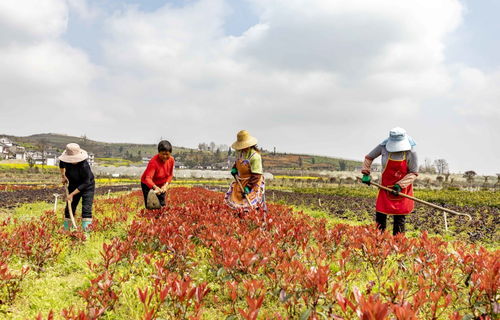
[360,127,418,235]
[59,143,95,231]
[225,130,267,213]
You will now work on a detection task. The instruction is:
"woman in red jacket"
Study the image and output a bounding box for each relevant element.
[141,140,175,208]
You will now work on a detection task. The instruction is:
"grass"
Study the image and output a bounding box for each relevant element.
[274,175,321,180]
[2,194,132,319]
[289,205,368,228]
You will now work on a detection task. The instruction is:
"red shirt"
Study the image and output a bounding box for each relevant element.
[141,154,175,188]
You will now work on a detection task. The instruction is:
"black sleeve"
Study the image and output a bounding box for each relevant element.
[59,160,66,169]
[77,161,94,191]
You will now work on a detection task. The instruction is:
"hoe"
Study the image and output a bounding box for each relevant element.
[64,185,78,229]
[357,177,472,223]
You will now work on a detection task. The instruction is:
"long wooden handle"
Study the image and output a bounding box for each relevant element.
[64,186,78,229]
[234,175,254,209]
[358,177,472,221]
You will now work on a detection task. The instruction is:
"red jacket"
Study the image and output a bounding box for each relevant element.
[141,155,175,188]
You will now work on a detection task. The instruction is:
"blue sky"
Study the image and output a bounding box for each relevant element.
[445,0,500,70]
[0,0,498,174]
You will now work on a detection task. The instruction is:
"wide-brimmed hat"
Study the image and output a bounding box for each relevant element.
[384,127,415,152]
[58,143,88,163]
[231,130,258,150]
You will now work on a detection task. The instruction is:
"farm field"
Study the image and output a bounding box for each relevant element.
[0,185,498,319]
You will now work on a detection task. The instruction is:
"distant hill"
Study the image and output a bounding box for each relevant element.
[1,133,362,172]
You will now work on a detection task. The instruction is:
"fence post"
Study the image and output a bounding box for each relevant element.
[443,212,448,232]
[53,194,59,212]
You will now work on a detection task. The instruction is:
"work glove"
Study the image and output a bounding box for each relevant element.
[361,174,371,185]
[230,167,238,177]
[242,186,251,197]
[391,184,402,196]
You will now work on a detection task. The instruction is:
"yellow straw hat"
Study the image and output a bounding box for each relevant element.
[231,130,258,150]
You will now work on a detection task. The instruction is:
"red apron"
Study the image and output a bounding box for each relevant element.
[375,152,414,215]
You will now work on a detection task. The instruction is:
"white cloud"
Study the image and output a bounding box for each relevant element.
[0,0,68,42]
[453,66,500,118]
[0,0,99,127]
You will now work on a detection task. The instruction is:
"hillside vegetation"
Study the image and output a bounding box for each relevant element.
[2,133,362,171]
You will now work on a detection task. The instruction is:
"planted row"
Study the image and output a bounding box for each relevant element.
[36,187,499,319]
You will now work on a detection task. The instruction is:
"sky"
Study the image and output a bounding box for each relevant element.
[0,0,498,175]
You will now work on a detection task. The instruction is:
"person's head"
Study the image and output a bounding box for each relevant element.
[385,127,416,152]
[157,140,172,161]
[58,143,88,164]
[241,145,260,153]
[231,130,258,151]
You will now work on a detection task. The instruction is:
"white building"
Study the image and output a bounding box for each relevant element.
[16,151,26,160]
[0,137,13,147]
[46,154,57,166]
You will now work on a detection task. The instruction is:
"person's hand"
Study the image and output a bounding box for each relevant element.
[242,186,251,197]
[61,176,68,185]
[66,193,74,202]
[230,167,238,177]
[391,184,402,196]
[361,174,371,185]
[153,186,162,194]
[160,184,169,193]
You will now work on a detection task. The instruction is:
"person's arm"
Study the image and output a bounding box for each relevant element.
[165,158,174,184]
[160,158,175,192]
[246,173,262,192]
[60,168,68,185]
[75,161,93,193]
[361,145,382,174]
[143,160,161,192]
[396,149,419,188]
[59,161,68,185]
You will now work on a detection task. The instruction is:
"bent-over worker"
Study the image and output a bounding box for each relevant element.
[224,130,267,213]
[361,127,418,235]
[59,143,95,231]
[141,140,175,208]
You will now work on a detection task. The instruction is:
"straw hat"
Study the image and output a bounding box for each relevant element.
[385,127,415,152]
[231,130,258,150]
[58,143,88,163]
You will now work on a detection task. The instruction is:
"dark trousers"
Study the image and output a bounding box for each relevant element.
[376,212,406,235]
[141,183,165,208]
[65,187,94,219]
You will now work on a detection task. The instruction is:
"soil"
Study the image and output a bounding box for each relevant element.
[0,184,138,209]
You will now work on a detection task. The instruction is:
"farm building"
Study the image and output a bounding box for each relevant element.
[0,137,13,147]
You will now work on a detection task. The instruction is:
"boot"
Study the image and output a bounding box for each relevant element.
[82,218,92,240]
[63,218,72,231]
[82,218,93,232]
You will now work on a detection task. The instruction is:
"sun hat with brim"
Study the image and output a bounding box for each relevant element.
[231,130,258,150]
[381,127,416,152]
[58,143,88,163]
